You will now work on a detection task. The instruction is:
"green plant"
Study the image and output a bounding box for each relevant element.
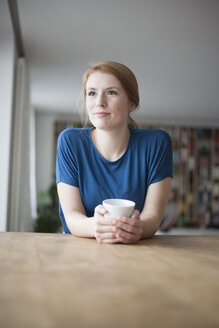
[34,183,62,233]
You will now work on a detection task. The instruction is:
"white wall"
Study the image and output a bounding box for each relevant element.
[0,1,15,231]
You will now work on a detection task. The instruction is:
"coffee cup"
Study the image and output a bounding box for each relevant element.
[102,198,135,218]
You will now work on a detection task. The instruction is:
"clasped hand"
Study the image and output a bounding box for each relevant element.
[94,205,143,244]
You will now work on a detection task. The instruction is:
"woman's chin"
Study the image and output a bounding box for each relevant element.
[91,119,111,130]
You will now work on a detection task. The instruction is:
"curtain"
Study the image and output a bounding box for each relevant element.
[7,57,37,231]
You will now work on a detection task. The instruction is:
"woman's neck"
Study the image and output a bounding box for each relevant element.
[91,127,130,162]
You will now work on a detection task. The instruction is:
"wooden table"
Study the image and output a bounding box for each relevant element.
[0,232,219,328]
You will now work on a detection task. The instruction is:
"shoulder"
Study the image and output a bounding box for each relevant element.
[131,128,171,145]
[58,128,90,145]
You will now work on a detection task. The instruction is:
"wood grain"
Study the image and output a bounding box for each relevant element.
[0,232,219,328]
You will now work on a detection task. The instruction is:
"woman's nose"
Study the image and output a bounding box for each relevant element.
[96,94,107,108]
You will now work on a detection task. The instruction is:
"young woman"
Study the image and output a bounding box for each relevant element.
[56,61,172,244]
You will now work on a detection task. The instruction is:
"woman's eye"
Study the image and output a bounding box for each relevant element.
[107,90,117,95]
[88,91,95,96]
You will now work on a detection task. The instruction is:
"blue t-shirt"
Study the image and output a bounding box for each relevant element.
[56,127,173,233]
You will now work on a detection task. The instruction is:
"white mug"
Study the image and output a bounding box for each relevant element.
[102,199,135,218]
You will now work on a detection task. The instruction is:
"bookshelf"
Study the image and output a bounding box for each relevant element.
[54,120,219,229]
[211,129,219,227]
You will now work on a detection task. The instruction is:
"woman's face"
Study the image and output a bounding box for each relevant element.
[85,72,134,131]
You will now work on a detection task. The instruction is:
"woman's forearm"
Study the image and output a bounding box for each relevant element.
[65,211,160,240]
[140,215,161,239]
[65,211,96,237]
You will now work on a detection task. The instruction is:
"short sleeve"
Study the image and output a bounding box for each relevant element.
[147,130,173,187]
[56,130,79,187]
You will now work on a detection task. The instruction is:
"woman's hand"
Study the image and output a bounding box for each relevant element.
[93,205,118,244]
[113,210,143,244]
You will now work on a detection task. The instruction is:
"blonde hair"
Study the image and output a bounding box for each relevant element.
[80,61,140,128]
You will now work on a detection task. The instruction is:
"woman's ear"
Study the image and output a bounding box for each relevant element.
[129,102,136,112]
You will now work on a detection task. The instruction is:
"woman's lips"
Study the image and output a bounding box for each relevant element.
[95,112,110,117]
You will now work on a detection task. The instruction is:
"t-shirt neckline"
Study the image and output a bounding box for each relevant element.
[88,127,133,164]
